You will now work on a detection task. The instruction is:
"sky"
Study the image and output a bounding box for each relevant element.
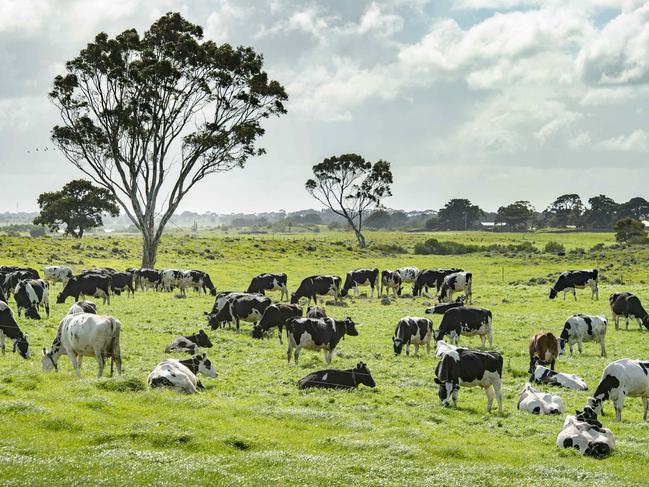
[1,0,649,215]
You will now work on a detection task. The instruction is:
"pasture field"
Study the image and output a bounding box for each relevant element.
[1,230,648,486]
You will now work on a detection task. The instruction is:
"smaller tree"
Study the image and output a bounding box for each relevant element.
[495,201,535,231]
[618,197,649,221]
[614,218,647,243]
[34,179,119,238]
[582,195,619,229]
[306,154,393,247]
[544,194,583,228]
[436,199,484,230]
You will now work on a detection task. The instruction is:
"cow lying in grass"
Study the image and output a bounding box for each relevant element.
[165,330,213,355]
[518,383,564,415]
[148,354,217,394]
[531,362,588,391]
[297,362,375,390]
[556,407,615,458]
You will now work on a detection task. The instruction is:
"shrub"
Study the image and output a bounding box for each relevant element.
[29,227,47,237]
[543,241,565,254]
[372,243,408,255]
[614,218,647,243]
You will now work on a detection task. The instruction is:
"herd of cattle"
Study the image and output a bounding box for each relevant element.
[0,263,648,458]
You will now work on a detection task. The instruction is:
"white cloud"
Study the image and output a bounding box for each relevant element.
[205,1,247,43]
[358,3,404,36]
[598,129,649,151]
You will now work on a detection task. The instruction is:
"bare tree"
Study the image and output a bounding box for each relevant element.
[50,13,287,267]
[306,154,393,247]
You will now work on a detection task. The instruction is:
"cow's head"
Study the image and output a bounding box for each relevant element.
[196,329,213,348]
[13,335,30,359]
[251,325,264,339]
[586,396,604,417]
[433,378,457,407]
[575,406,602,428]
[392,335,405,355]
[41,348,59,372]
[433,329,443,342]
[290,293,299,304]
[548,287,558,299]
[24,306,41,320]
[56,292,67,304]
[205,313,220,329]
[344,318,358,336]
[196,353,218,378]
[354,362,375,388]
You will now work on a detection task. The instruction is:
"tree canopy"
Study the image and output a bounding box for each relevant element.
[49,12,287,266]
[33,179,119,238]
[495,200,535,231]
[544,194,584,227]
[434,199,484,230]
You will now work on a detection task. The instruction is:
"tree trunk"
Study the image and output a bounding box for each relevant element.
[353,228,366,248]
[141,233,159,268]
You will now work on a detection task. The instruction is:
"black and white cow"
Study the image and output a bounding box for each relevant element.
[57,274,112,305]
[209,291,247,315]
[297,362,376,389]
[396,267,419,286]
[135,268,162,291]
[110,272,135,298]
[252,303,302,343]
[438,272,472,304]
[43,266,73,285]
[380,270,402,297]
[587,359,649,421]
[148,354,218,394]
[0,301,30,359]
[413,268,463,297]
[2,269,39,297]
[247,273,288,301]
[392,316,433,356]
[531,363,588,390]
[558,314,607,357]
[549,269,598,301]
[285,317,359,365]
[165,330,213,355]
[434,348,503,415]
[306,306,327,319]
[291,275,342,305]
[425,302,465,315]
[206,294,272,332]
[609,292,649,331]
[184,270,217,296]
[556,407,615,458]
[433,306,493,350]
[518,383,564,415]
[161,269,184,292]
[340,268,379,298]
[14,279,49,320]
[68,301,97,315]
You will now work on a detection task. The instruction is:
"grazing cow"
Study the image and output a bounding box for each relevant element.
[549,269,598,301]
[392,316,433,356]
[3,269,39,297]
[68,301,97,315]
[528,332,559,373]
[209,291,247,315]
[425,302,465,315]
[41,313,122,378]
[165,330,213,355]
[558,314,607,357]
[587,359,649,421]
[413,268,462,296]
[396,267,419,285]
[609,292,649,331]
[183,270,217,296]
[380,270,402,298]
[298,362,376,390]
[285,317,359,365]
[433,306,493,350]
[135,268,162,291]
[110,272,135,298]
[291,275,342,305]
[0,301,30,359]
[206,294,272,332]
[148,354,217,394]
[556,407,615,458]
[306,306,327,319]
[56,274,112,305]
[43,266,73,285]
[438,272,472,304]
[531,363,588,390]
[252,303,302,343]
[340,268,379,298]
[434,348,503,415]
[161,269,184,292]
[518,383,564,415]
[14,279,49,320]
[247,273,288,301]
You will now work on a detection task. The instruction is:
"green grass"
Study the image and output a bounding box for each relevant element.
[0,230,647,486]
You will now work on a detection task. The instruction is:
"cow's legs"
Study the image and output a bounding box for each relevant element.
[77,354,83,370]
[614,394,625,421]
[626,316,630,330]
[614,315,619,330]
[294,346,300,365]
[488,330,493,349]
[642,397,648,422]
[577,339,583,354]
[68,352,81,377]
[485,385,495,412]
[494,382,503,415]
[637,318,644,331]
[235,317,240,334]
[452,388,458,407]
[287,343,292,364]
[600,338,606,357]
[0,333,4,355]
[426,340,430,355]
[324,350,332,364]
[96,353,105,378]
[573,289,577,301]
[414,343,420,356]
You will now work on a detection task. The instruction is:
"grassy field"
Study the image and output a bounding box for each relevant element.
[0,230,648,486]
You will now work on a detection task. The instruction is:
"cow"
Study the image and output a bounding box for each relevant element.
[135,268,162,291]
[252,303,302,343]
[531,363,588,390]
[291,275,342,305]
[2,269,39,297]
[41,313,122,378]
[183,270,217,296]
[433,306,493,350]
[208,291,247,315]
[77,267,116,278]
[435,340,459,358]
[556,407,615,458]
[161,269,184,292]
[438,272,472,304]
[297,362,376,390]
[68,301,97,315]
[0,285,6,304]
[413,268,462,297]
[425,302,465,315]
[56,274,112,305]
[43,266,73,285]
[587,359,649,422]
[380,270,402,298]
[558,314,607,357]
[110,272,135,298]
[549,269,598,301]
[285,317,359,365]
[434,348,503,415]
[518,383,564,415]
[528,332,559,373]
[340,268,379,298]
[0,301,30,359]
[396,267,419,285]
[14,279,49,320]
[306,306,327,319]
[609,292,649,331]
[165,330,213,355]
[148,354,218,394]
[206,294,272,332]
[392,317,433,356]
[247,273,288,301]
